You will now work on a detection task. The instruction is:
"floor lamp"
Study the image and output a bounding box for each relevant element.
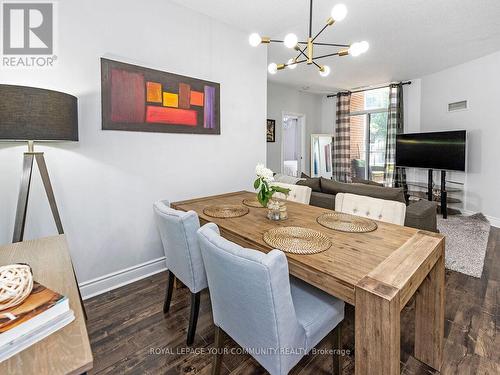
[0,84,86,317]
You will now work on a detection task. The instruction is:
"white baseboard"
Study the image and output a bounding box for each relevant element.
[79,257,167,300]
[461,210,500,228]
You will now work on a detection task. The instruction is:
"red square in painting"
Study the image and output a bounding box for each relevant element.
[110,69,145,123]
[146,106,197,126]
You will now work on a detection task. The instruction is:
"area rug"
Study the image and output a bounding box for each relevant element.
[437,213,490,278]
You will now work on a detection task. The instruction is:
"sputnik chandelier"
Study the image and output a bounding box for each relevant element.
[248,1,369,77]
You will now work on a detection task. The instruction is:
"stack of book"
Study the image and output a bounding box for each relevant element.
[0,282,74,362]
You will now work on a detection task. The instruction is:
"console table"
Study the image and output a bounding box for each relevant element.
[0,235,93,374]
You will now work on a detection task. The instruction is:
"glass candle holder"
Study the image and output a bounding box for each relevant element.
[267,200,281,221]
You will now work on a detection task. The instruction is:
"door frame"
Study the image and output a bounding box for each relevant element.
[281,111,306,176]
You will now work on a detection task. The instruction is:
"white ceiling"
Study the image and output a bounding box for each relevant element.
[170,0,500,93]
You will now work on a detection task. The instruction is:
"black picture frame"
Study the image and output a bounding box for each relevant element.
[266,119,275,142]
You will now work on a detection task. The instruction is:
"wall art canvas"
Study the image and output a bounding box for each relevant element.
[266,119,275,142]
[101,58,220,134]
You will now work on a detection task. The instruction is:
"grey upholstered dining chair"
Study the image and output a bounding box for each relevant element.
[197,223,345,375]
[153,200,207,346]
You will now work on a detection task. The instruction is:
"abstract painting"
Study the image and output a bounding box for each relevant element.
[101,58,220,134]
[266,119,275,142]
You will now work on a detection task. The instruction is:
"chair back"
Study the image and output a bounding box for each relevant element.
[197,223,305,373]
[271,182,312,204]
[335,193,406,225]
[153,200,207,293]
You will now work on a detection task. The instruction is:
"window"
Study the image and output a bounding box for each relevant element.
[349,88,389,183]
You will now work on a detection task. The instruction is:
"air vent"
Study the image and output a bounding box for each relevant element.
[448,100,467,112]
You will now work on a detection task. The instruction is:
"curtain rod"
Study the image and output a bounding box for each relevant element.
[326,81,412,98]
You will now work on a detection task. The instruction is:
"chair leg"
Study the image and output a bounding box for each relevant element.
[332,323,343,375]
[212,326,224,375]
[187,291,200,346]
[163,270,175,313]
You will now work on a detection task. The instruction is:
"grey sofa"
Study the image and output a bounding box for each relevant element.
[297,176,438,232]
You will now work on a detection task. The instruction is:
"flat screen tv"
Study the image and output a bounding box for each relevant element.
[396,130,466,171]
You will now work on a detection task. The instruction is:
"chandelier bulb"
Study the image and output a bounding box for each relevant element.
[331,4,347,22]
[284,33,298,49]
[268,63,278,74]
[249,33,262,47]
[319,65,331,77]
[349,41,369,57]
[287,58,297,69]
[359,41,370,53]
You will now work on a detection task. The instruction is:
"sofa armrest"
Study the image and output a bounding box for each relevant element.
[309,191,335,210]
[405,200,438,232]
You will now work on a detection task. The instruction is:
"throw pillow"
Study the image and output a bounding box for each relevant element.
[297,172,321,192]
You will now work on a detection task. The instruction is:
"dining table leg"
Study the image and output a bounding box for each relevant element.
[355,276,401,375]
[414,252,445,370]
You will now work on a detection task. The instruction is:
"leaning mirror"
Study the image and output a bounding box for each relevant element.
[310,134,334,178]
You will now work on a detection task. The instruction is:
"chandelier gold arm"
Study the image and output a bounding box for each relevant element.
[307,38,313,64]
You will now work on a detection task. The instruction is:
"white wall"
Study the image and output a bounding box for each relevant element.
[403,79,422,134]
[0,0,267,295]
[321,96,336,134]
[417,51,500,223]
[267,82,323,175]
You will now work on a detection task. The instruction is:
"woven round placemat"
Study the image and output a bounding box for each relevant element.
[317,212,378,233]
[242,198,264,208]
[263,226,332,254]
[203,205,249,218]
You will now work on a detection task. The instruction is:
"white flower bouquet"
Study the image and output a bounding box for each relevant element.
[253,164,290,207]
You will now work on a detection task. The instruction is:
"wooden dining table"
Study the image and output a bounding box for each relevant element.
[172,191,445,375]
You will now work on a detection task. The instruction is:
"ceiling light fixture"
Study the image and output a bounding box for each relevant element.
[287,58,298,69]
[249,1,369,78]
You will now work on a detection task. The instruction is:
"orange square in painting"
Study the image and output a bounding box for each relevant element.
[163,92,179,107]
[190,91,204,106]
[146,82,162,103]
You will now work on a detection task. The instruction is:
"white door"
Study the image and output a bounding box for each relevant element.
[282,116,301,176]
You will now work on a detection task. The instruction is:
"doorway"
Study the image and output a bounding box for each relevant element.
[281,113,305,177]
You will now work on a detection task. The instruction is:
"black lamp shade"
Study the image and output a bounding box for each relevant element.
[0,84,78,141]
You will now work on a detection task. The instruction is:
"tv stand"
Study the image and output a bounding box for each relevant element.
[440,170,448,219]
[424,169,450,218]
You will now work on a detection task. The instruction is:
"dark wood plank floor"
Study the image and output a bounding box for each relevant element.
[85,227,499,374]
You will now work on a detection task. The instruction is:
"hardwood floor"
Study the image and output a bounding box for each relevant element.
[85,227,499,374]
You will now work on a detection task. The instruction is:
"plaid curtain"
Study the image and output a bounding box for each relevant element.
[333,92,351,182]
[384,83,407,192]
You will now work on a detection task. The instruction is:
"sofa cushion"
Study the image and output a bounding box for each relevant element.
[309,191,335,210]
[297,173,322,192]
[320,178,405,204]
[351,177,384,187]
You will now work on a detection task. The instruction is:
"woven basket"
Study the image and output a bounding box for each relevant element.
[317,212,378,233]
[203,205,249,218]
[263,226,332,254]
[0,264,33,311]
